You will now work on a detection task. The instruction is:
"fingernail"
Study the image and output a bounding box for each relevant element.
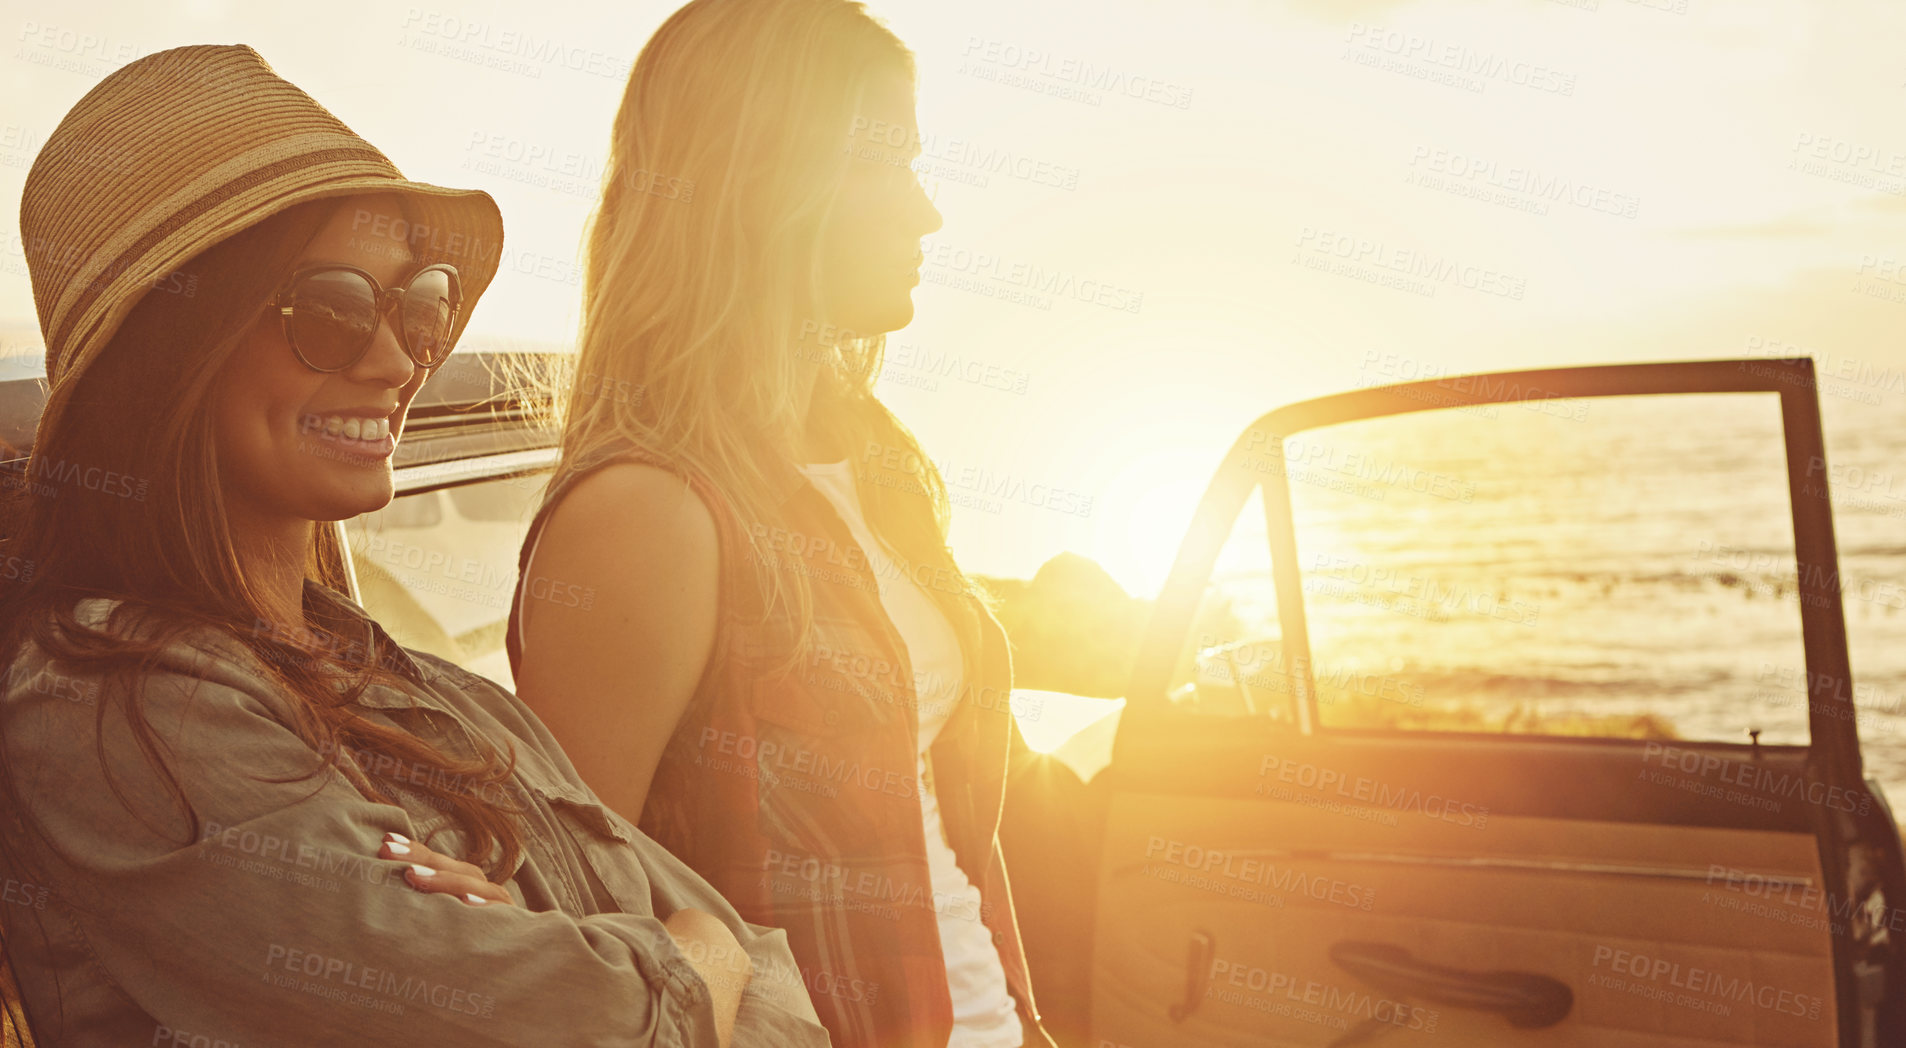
[409,864,435,878]
[386,832,411,844]
[465,893,490,906]
[385,841,411,856]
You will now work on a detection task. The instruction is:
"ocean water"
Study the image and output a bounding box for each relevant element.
[1186,379,1906,805]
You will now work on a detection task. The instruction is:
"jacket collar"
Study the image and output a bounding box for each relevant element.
[301,577,428,688]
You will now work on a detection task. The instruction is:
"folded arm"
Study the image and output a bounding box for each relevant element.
[0,648,814,1048]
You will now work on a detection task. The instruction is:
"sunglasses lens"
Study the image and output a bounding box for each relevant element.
[286,269,378,370]
[400,268,458,366]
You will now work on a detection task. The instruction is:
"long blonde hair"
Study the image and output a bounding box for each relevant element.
[543,0,992,672]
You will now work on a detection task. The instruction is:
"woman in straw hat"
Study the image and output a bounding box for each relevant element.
[0,44,828,1048]
[508,3,1058,1046]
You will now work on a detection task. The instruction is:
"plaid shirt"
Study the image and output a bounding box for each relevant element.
[510,450,1054,1048]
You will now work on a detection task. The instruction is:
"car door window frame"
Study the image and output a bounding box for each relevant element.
[1120,358,1904,1047]
[1127,358,1859,781]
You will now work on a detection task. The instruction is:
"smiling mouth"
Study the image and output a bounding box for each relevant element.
[302,413,397,459]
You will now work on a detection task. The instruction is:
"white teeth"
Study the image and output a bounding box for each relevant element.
[314,415,390,442]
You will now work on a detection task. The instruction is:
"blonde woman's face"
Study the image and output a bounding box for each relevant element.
[211,196,432,530]
[819,74,942,337]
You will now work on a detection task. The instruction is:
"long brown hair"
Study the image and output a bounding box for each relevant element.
[541,0,992,677]
[0,196,525,883]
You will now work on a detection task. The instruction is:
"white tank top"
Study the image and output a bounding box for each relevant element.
[798,459,1024,1048]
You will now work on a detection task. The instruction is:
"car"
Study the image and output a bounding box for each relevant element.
[1047,356,1906,1047]
[1,352,1899,1048]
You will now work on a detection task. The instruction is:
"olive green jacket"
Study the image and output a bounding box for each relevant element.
[0,580,832,1047]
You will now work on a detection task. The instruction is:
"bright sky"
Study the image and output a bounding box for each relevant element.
[4,0,1905,596]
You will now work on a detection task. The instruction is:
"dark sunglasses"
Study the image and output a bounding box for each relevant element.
[273,262,462,373]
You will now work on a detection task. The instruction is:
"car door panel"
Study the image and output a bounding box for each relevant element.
[1097,791,1833,1046]
[1094,360,1905,1048]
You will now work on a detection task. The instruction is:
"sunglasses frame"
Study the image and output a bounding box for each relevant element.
[273,262,464,374]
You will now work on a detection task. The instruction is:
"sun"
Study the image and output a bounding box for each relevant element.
[1088,451,1223,600]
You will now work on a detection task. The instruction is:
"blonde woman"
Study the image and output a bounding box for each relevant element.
[509,2,1056,1046]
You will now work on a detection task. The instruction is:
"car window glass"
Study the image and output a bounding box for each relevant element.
[1283,393,1808,744]
[1159,477,1301,725]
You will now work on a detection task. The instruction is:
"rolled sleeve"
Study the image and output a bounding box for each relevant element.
[2,649,723,1048]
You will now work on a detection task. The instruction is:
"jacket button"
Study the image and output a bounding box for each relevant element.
[993,931,1004,943]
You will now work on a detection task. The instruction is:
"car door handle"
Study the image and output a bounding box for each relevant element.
[1328,941,1572,1028]
[1167,929,1217,1022]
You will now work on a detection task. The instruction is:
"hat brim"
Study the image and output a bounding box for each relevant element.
[51,175,504,392]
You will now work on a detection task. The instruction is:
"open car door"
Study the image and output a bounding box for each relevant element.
[1091,359,1906,1047]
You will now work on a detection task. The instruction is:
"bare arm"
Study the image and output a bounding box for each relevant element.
[514,463,720,828]
[666,907,752,1048]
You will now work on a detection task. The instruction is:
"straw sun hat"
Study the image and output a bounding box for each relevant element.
[18,43,504,404]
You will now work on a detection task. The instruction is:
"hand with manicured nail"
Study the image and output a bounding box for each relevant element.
[378,832,514,907]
